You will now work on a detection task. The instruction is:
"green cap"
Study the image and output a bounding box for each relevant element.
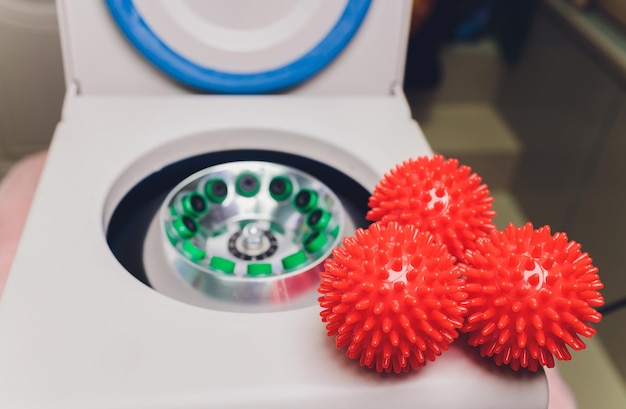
[247,263,273,276]
[269,176,293,201]
[307,208,331,231]
[293,189,318,212]
[210,256,236,274]
[281,250,308,270]
[236,172,261,197]
[204,179,228,203]
[165,227,179,246]
[181,240,206,261]
[181,193,208,216]
[172,215,198,239]
[169,206,179,217]
[303,231,328,253]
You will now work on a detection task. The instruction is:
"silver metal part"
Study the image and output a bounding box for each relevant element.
[146,161,354,312]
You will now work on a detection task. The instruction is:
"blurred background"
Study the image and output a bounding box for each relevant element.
[0,0,624,407]
[404,1,626,407]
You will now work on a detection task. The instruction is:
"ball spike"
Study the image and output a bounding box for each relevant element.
[461,223,604,371]
[318,222,466,373]
[366,155,496,261]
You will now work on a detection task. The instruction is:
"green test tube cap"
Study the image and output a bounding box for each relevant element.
[181,193,208,216]
[182,240,206,261]
[210,256,236,274]
[293,189,317,212]
[307,208,331,231]
[236,172,261,197]
[303,231,328,254]
[281,250,308,270]
[269,176,293,201]
[247,263,273,276]
[204,179,228,203]
[172,215,198,239]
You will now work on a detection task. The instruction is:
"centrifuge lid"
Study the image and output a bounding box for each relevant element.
[104,0,370,94]
[57,0,412,95]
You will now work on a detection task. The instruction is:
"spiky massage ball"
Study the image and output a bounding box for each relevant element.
[461,222,604,371]
[366,155,496,261]
[318,222,467,373]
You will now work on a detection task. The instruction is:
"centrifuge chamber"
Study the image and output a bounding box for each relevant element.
[0,1,548,408]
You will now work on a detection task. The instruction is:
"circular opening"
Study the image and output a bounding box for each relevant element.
[162,160,344,276]
[105,0,372,93]
[269,176,292,201]
[235,172,261,197]
[106,150,370,313]
[204,178,228,203]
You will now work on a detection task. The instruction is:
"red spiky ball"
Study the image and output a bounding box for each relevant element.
[366,155,496,261]
[461,222,604,371]
[318,222,467,373]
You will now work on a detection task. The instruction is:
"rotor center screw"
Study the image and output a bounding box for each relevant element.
[242,223,264,251]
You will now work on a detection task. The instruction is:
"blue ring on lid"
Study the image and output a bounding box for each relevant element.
[105,0,371,94]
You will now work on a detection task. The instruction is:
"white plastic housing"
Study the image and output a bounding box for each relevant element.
[0,96,548,408]
[56,0,413,95]
[0,1,549,407]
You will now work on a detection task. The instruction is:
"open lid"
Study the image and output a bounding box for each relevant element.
[106,0,369,94]
[57,0,413,95]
